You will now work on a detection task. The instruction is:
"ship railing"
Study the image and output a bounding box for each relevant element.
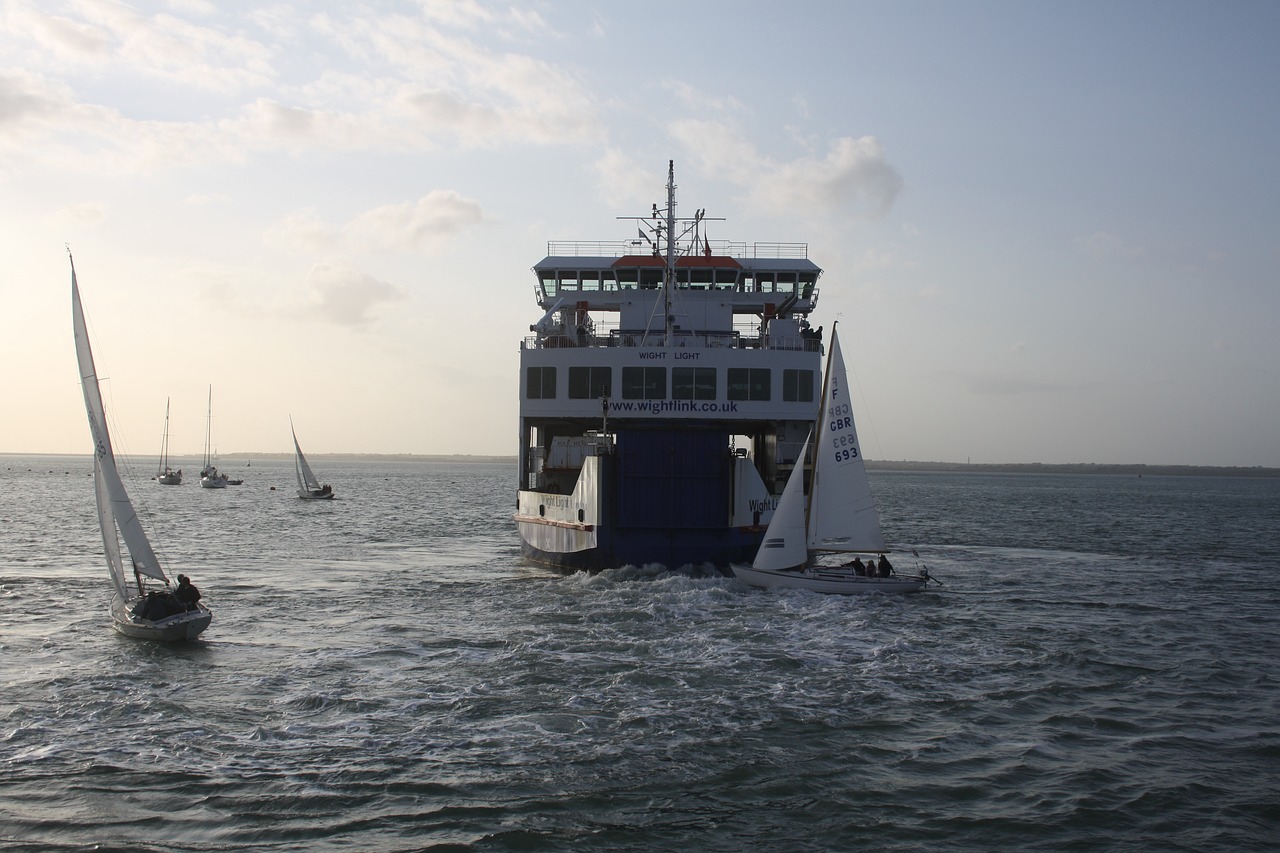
[521,331,822,352]
[545,240,808,259]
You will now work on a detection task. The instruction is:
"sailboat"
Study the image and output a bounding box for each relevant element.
[199,386,228,489]
[730,324,932,594]
[156,397,182,485]
[291,418,334,500]
[71,253,212,640]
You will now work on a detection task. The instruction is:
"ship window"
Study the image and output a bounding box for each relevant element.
[559,273,579,291]
[673,367,716,400]
[541,274,557,297]
[569,366,612,399]
[622,366,666,399]
[602,271,618,291]
[581,272,600,291]
[526,366,556,399]
[756,273,775,293]
[776,272,797,295]
[800,273,817,299]
[783,369,814,403]
[639,269,663,289]
[617,269,638,289]
[727,368,770,401]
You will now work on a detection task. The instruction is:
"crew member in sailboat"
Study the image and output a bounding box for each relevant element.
[174,574,202,611]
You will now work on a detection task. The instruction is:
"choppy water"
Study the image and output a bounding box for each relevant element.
[2,455,1277,851]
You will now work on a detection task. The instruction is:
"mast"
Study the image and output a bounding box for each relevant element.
[806,321,838,540]
[203,386,213,469]
[663,159,676,346]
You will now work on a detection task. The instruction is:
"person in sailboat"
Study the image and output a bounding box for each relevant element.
[843,556,867,576]
[876,555,893,577]
[174,574,202,611]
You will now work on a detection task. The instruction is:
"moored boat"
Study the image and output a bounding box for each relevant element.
[156,397,182,485]
[199,386,228,489]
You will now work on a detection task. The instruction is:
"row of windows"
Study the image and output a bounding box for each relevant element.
[538,269,818,298]
[527,365,815,403]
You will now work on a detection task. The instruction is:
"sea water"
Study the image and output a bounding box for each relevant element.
[1,455,1277,851]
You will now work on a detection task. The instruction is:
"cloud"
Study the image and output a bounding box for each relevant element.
[1,4,603,175]
[590,148,661,207]
[967,372,1074,396]
[1075,231,1146,259]
[263,209,337,254]
[303,260,406,328]
[344,190,486,253]
[46,201,106,228]
[668,119,903,218]
[267,191,487,256]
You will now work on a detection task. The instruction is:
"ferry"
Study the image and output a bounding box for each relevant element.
[515,162,824,571]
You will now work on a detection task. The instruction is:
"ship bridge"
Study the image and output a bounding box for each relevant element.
[528,242,822,352]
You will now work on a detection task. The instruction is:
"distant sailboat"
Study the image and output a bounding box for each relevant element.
[156,397,182,485]
[71,252,211,640]
[200,386,228,489]
[291,418,334,500]
[731,324,933,594]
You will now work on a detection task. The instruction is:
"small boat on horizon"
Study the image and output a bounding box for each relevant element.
[156,397,182,485]
[291,418,334,500]
[200,386,229,489]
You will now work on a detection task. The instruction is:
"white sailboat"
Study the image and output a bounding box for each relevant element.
[156,397,182,485]
[199,386,228,489]
[731,324,933,594]
[291,418,334,500]
[71,253,212,640]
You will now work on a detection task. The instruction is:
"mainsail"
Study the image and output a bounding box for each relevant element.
[807,327,885,554]
[72,257,168,593]
[291,421,321,493]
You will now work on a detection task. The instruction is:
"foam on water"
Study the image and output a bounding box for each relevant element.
[1,457,1278,850]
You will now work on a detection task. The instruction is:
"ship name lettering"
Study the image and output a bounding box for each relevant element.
[638,351,666,360]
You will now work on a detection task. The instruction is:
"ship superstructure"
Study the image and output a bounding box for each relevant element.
[516,162,824,570]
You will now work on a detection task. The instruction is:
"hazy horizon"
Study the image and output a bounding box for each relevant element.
[4,2,1278,468]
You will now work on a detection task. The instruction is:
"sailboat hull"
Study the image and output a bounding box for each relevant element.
[111,594,212,641]
[158,472,182,485]
[730,563,929,594]
[298,489,335,500]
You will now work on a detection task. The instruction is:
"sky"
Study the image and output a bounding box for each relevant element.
[3,0,1278,467]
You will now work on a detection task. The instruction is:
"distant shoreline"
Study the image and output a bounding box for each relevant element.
[4,451,1278,478]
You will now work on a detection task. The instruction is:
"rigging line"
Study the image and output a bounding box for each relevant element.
[83,303,173,575]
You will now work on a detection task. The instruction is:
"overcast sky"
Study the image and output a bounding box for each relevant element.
[3,0,1278,467]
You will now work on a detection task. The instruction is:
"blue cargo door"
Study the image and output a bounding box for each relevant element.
[615,429,728,529]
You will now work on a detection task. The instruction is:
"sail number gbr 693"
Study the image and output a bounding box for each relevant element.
[827,401,860,461]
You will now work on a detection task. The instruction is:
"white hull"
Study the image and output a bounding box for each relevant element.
[730,562,928,594]
[111,593,211,641]
[158,472,182,485]
[200,476,227,489]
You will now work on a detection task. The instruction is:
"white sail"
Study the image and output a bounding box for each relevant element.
[94,456,129,600]
[72,260,168,588]
[808,327,885,553]
[751,433,812,571]
[291,420,321,492]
